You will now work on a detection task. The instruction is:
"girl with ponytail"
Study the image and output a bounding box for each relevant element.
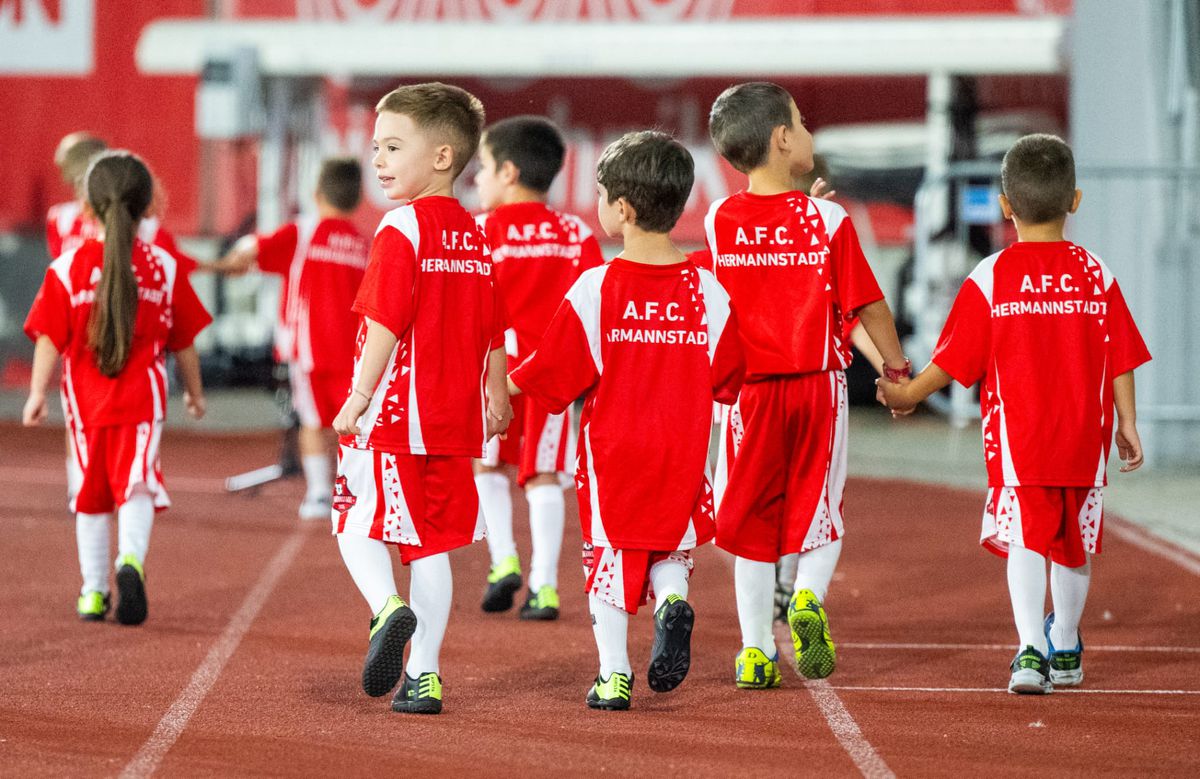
[22,151,212,626]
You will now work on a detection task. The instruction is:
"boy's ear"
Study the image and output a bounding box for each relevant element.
[998,192,1014,221]
[433,143,454,172]
[1069,188,1082,213]
[617,196,637,226]
[499,159,520,186]
[773,123,790,154]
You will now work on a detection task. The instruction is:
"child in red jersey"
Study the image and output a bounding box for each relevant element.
[472,116,605,619]
[208,158,369,521]
[878,134,1150,694]
[510,131,745,710]
[330,83,511,716]
[704,82,910,688]
[46,132,107,259]
[24,151,211,625]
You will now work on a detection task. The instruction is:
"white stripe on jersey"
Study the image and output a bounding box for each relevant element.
[810,196,848,240]
[286,215,319,370]
[584,426,607,548]
[695,267,732,362]
[993,365,1020,485]
[355,343,399,447]
[49,246,82,291]
[702,196,729,272]
[407,323,425,454]
[966,250,1004,306]
[565,264,609,374]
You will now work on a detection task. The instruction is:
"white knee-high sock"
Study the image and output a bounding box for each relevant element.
[527,484,565,590]
[1049,556,1091,650]
[116,494,154,565]
[407,553,453,676]
[336,534,398,615]
[735,556,777,653]
[302,453,332,501]
[589,593,631,677]
[476,473,516,566]
[77,512,111,595]
[1007,545,1048,654]
[649,558,689,613]
[793,539,842,602]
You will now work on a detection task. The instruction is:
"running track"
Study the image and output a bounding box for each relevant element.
[1,423,1197,776]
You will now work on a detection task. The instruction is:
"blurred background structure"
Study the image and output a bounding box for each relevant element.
[1,0,1196,466]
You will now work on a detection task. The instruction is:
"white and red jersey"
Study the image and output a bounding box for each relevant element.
[703,191,883,379]
[46,202,198,274]
[343,196,504,457]
[932,241,1151,487]
[24,238,212,428]
[510,258,745,551]
[476,201,604,359]
[255,216,368,375]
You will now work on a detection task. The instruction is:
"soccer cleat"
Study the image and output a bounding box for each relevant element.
[788,589,836,679]
[586,671,632,710]
[647,594,694,693]
[1044,612,1084,686]
[77,590,110,621]
[1008,645,1053,694]
[361,595,417,697]
[735,647,782,690]
[298,494,332,521]
[391,672,443,714]
[481,555,522,613]
[519,584,560,621]
[114,555,148,626]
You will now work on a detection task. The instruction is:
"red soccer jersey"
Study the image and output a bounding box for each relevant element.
[932,241,1151,487]
[46,200,101,259]
[24,238,212,427]
[342,196,504,457]
[703,191,883,379]
[255,216,369,375]
[511,258,745,551]
[477,201,604,360]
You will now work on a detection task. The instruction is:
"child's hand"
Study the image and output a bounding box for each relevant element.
[333,392,370,437]
[875,377,916,417]
[184,391,206,420]
[487,397,513,441]
[22,391,47,427]
[809,177,837,200]
[1116,419,1144,472]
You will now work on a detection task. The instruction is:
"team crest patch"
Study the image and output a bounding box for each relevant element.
[332,475,357,513]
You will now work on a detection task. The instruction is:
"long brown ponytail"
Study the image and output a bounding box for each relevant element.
[85,152,153,378]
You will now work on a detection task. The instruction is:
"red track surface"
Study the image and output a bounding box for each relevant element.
[2,423,1198,777]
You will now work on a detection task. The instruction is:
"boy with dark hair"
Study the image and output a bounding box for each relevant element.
[472,115,604,620]
[704,82,910,688]
[209,157,369,520]
[878,133,1150,694]
[509,131,745,710]
[331,83,512,715]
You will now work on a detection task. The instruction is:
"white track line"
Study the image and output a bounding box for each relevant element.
[0,465,224,493]
[119,523,314,778]
[830,686,1200,696]
[840,642,1200,653]
[1106,518,1200,577]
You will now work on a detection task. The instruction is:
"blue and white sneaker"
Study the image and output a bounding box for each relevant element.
[1044,612,1084,686]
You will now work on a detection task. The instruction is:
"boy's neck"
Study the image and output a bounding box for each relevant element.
[499,184,548,207]
[1013,217,1068,243]
[408,179,456,202]
[317,204,353,220]
[619,228,683,266]
[746,163,795,197]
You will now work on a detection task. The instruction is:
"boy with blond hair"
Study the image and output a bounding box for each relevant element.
[510,131,745,710]
[704,82,910,687]
[331,82,511,715]
[878,134,1150,694]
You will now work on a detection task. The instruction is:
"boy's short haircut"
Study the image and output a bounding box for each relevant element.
[482,116,566,193]
[56,132,108,187]
[708,82,795,174]
[1001,134,1076,224]
[375,82,485,178]
[318,157,363,212]
[596,131,694,234]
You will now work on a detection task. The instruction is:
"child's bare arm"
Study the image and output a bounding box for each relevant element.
[855,299,908,375]
[1113,370,1144,472]
[174,345,206,420]
[22,335,59,426]
[206,235,258,275]
[849,321,884,376]
[333,319,398,437]
[876,362,954,415]
[486,346,513,441]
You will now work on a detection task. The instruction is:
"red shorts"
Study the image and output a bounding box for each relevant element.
[715,371,848,562]
[333,446,482,564]
[479,394,573,487]
[582,543,693,615]
[982,486,1103,568]
[71,421,170,515]
[290,365,348,429]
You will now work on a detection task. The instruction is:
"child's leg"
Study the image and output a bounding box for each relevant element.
[406,552,452,676]
[1049,555,1091,649]
[299,425,332,503]
[526,478,565,592]
[792,539,842,602]
[76,512,111,595]
[475,469,516,567]
[649,557,689,611]
[116,491,154,565]
[647,555,695,693]
[336,533,399,615]
[1006,545,1048,654]
[734,556,777,652]
[589,593,631,677]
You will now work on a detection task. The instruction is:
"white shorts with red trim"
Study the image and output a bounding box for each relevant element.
[333,445,484,564]
[982,486,1103,568]
[582,543,694,615]
[289,364,349,429]
[71,421,170,515]
[479,394,574,487]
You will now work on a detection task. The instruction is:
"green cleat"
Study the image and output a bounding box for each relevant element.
[481,555,522,613]
[1008,645,1053,694]
[77,590,110,621]
[586,671,632,711]
[519,584,560,621]
[114,554,147,626]
[391,672,443,714]
[648,594,693,693]
[361,595,417,697]
[788,588,836,679]
[735,647,782,690]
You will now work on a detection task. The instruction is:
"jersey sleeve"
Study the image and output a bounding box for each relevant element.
[166,272,213,351]
[829,218,884,318]
[1105,280,1151,377]
[255,223,300,275]
[930,280,991,387]
[687,248,714,272]
[23,268,71,351]
[353,226,417,339]
[711,305,745,405]
[509,299,599,414]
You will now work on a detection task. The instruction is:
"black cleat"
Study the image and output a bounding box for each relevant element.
[114,556,148,626]
[481,556,522,613]
[647,595,694,692]
[586,672,632,711]
[391,672,443,714]
[518,585,560,621]
[362,595,417,697]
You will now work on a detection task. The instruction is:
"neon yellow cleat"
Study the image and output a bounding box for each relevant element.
[77,590,110,621]
[519,584,560,621]
[586,671,632,710]
[788,588,836,679]
[391,671,443,714]
[735,647,782,689]
[481,555,522,613]
[362,595,417,697]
